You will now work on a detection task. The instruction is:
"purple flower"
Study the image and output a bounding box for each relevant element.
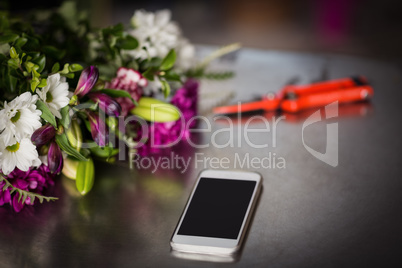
[31,124,65,174]
[47,141,63,174]
[74,66,99,98]
[0,165,55,213]
[31,124,56,147]
[105,67,147,116]
[171,79,198,127]
[137,79,198,156]
[0,183,11,206]
[88,92,122,117]
[87,112,108,146]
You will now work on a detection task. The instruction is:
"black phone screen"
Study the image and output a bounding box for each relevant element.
[178,177,257,239]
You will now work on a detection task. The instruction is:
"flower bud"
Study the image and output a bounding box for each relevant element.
[87,112,108,147]
[88,93,122,117]
[39,144,49,155]
[106,117,118,132]
[48,141,63,174]
[62,157,79,180]
[31,124,56,147]
[66,120,83,151]
[130,97,181,122]
[74,66,99,98]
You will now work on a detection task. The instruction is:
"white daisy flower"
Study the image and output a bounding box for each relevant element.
[0,137,41,175]
[0,92,42,146]
[126,9,196,73]
[36,73,70,119]
[127,9,181,60]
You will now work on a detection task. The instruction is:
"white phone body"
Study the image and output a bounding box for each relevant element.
[170,169,262,256]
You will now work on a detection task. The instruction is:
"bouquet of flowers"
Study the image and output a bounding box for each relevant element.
[0,2,239,212]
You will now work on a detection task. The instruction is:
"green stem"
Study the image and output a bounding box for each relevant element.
[197,43,241,69]
[0,174,58,205]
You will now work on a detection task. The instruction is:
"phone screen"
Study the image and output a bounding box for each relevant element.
[178,177,257,239]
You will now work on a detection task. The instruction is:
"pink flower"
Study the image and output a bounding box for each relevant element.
[88,92,122,117]
[0,165,55,212]
[74,66,99,98]
[171,78,198,126]
[31,123,56,147]
[31,124,64,174]
[47,141,63,174]
[87,111,108,147]
[105,67,147,116]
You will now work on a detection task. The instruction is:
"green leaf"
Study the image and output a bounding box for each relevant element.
[90,145,119,158]
[141,57,162,70]
[163,71,182,82]
[22,34,40,51]
[64,73,74,79]
[68,63,83,72]
[6,74,18,93]
[19,52,26,64]
[0,175,58,204]
[36,100,57,127]
[9,68,23,78]
[24,61,35,73]
[102,23,124,37]
[55,133,88,161]
[9,47,18,59]
[59,63,70,74]
[42,45,66,60]
[30,77,40,92]
[0,53,6,63]
[142,67,155,81]
[26,51,40,60]
[51,62,60,73]
[0,34,19,44]
[0,13,9,32]
[75,157,95,195]
[60,106,71,129]
[160,80,171,98]
[117,35,138,50]
[7,58,19,69]
[32,54,46,73]
[32,68,40,78]
[38,78,47,88]
[160,49,176,71]
[100,89,137,105]
[14,37,28,48]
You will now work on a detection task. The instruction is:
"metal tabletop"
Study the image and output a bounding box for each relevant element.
[1,47,402,267]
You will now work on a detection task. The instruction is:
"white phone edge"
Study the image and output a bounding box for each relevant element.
[170,169,263,256]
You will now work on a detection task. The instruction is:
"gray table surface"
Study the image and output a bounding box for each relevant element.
[1,47,402,268]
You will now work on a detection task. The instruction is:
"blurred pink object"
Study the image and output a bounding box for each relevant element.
[315,0,358,47]
[105,67,148,116]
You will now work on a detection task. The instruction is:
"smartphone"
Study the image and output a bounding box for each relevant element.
[170,169,262,257]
